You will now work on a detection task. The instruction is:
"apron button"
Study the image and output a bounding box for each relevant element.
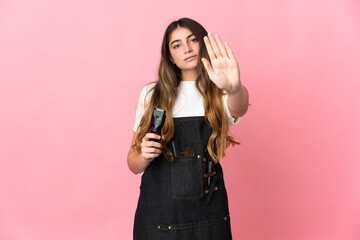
[204,186,218,194]
[157,225,160,229]
[168,226,171,229]
[197,155,201,159]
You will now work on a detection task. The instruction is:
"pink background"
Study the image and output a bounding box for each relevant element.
[1,0,360,239]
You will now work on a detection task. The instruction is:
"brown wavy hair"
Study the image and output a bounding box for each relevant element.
[132,17,239,163]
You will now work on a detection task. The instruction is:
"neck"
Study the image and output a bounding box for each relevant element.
[181,69,198,82]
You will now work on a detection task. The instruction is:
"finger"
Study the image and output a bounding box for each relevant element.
[142,146,162,155]
[201,58,215,76]
[143,147,162,155]
[144,133,161,141]
[143,153,160,161]
[208,32,222,58]
[224,41,236,62]
[214,34,229,58]
[142,140,162,149]
[160,135,166,144]
[203,35,216,62]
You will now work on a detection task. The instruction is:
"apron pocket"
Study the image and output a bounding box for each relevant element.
[201,215,231,240]
[170,155,203,199]
[157,223,200,240]
[157,215,231,240]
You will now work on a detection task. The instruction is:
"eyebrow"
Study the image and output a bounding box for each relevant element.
[170,34,195,46]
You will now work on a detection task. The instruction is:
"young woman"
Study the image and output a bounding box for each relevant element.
[127,18,249,239]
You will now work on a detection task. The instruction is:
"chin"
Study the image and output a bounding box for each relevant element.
[180,63,198,70]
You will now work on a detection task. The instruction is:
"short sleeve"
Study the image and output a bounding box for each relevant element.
[133,83,155,132]
[223,94,241,126]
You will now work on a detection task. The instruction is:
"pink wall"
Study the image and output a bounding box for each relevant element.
[1,0,359,239]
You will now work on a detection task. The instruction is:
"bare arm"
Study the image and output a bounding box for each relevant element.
[227,84,249,118]
[202,32,250,118]
[127,132,163,175]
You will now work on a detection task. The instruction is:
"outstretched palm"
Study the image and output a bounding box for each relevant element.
[201,32,241,94]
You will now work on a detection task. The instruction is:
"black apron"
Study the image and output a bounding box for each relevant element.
[134,116,232,239]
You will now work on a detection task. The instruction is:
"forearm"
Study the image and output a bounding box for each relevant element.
[227,84,249,118]
[127,149,150,175]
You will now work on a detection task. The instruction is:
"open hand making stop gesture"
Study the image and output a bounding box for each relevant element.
[201,32,241,94]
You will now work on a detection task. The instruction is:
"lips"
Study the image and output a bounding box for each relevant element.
[184,55,197,61]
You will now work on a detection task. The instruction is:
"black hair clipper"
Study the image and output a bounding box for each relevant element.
[150,108,166,142]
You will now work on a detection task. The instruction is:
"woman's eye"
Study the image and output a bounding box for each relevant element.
[191,38,198,42]
[173,44,180,49]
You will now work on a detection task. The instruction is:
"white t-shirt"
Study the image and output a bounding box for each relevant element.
[133,81,241,132]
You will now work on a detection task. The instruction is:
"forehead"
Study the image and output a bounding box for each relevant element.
[168,27,194,44]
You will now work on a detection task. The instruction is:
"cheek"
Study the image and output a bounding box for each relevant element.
[170,51,182,62]
[193,43,200,54]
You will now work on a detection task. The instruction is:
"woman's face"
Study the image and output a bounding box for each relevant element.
[168,27,200,71]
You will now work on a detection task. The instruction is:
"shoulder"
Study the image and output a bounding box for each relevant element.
[143,82,157,92]
[139,82,156,95]
[138,82,157,104]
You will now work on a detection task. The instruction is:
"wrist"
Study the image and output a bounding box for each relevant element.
[227,84,244,96]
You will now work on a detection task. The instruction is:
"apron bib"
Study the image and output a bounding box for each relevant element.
[134,116,232,240]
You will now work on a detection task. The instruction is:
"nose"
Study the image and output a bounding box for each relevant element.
[184,42,193,53]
